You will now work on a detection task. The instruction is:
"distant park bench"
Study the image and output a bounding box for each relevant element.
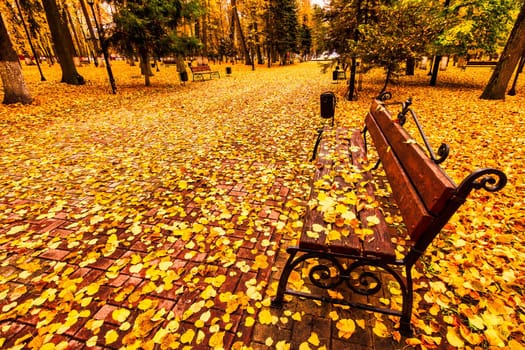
[271,93,507,335]
[463,61,498,69]
[162,58,178,66]
[190,64,220,81]
[333,69,346,80]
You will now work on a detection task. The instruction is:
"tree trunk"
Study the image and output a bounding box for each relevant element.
[254,22,263,64]
[0,13,32,105]
[380,67,392,95]
[202,16,208,57]
[406,57,415,76]
[79,0,100,57]
[14,0,46,81]
[347,57,358,101]
[508,53,525,96]
[481,1,525,100]
[41,0,85,85]
[64,6,83,57]
[139,50,151,86]
[233,9,251,66]
[429,55,441,86]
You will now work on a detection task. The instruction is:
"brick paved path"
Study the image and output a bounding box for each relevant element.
[0,63,402,349]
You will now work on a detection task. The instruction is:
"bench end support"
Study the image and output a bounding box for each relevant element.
[456,168,507,199]
[399,319,413,337]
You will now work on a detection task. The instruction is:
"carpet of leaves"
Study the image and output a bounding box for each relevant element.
[0,61,523,349]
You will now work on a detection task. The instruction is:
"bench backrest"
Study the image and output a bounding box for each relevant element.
[365,100,457,242]
[365,98,506,263]
[191,65,212,72]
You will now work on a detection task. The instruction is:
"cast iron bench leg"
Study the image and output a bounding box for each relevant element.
[271,248,299,308]
[400,265,414,336]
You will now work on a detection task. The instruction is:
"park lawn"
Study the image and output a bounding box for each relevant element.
[0,61,523,349]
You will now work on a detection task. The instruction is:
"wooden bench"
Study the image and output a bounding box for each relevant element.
[190,64,220,81]
[333,69,346,80]
[80,57,91,65]
[271,94,507,335]
[162,57,178,67]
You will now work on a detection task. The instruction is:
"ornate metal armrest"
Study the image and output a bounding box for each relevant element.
[455,168,507,199]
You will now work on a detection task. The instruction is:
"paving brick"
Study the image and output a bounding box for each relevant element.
[129,241,149,252]
[236,247,255,260]
[77,269,104,288]
[93,304,119,324]
[106,273,129,287]
[64,312,90,338]
[103,247,127,260]
[51,228,75,238]
[39,248,70,261]
[252,323,288,344]
[97,323,124,349]
[333,338,372,350]
[2,323,34,348]
[36,219,67,233]
[0,321,27,341]
[311,316,332,341]
[217,272,241,296]
[89,257,115,270]
[61,339,87,350]
[279,186,290,198]
[73,325,95,342]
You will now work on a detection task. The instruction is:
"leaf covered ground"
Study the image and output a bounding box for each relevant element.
[0,61,523,349]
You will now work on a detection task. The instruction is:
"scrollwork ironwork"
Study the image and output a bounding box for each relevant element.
[456,168,507,198]
[376,91,392,101]
[308,257,344,289]
[434,143,450,164]
[376,95,450,164]
[346,268,382,295]
[303,257,407,300]
[404,107,450,164]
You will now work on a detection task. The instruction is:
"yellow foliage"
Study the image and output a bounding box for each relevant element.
[0,62,523,349]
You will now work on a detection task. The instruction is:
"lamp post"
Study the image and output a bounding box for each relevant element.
[86,0,116,94]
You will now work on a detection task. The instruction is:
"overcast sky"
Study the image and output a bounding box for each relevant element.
[310,0,327,7]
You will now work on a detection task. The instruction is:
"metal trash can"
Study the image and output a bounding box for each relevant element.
[226,67,232,75]
[320,92,336,119]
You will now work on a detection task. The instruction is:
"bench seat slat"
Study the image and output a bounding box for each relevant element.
[349,129,395,259]
[299,127,395,260]
[369,102,456,215]
[300,128,362,255]
[365,113,434,241]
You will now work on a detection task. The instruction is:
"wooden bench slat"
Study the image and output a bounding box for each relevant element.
[299,128,396,259]
[369,101,456,215]
[299,128,362,255]
[349,129,395,259]
[332,129,371,255]
[365,113,434,241]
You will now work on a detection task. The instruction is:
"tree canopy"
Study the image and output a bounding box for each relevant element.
[318,0,520,91]
[109,0,197,85]
[0,0,523,96]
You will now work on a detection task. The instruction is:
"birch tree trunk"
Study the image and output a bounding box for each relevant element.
[0,13,32,105]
